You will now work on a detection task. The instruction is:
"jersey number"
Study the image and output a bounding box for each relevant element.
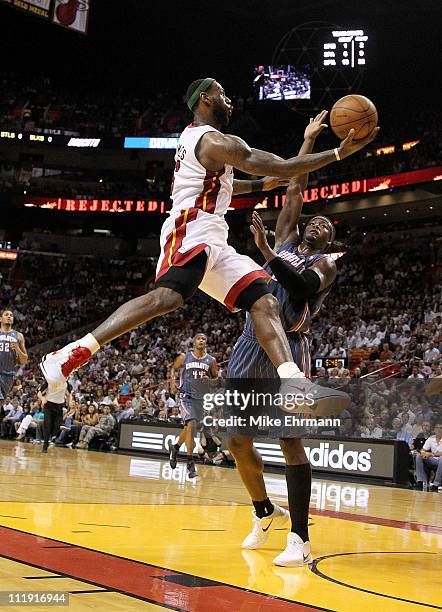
[0,342,10,352]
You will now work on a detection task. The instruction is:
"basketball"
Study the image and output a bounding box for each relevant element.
[330,94,378,140]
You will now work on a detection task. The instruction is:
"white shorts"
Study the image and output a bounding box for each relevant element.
[155,208,269,310]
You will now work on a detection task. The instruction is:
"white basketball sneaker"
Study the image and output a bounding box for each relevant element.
[273,532,313,567]
[242,504,289,550]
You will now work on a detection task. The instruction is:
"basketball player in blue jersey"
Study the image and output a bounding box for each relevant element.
[227,113,337,567]
[39,78,378,419]
[169,333,218,478]
[0,310,28,400]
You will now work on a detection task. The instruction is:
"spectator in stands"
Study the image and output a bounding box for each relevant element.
[411,414,425,438]
[360,417,383,439]
[424,342,440,364]
[415,423,442,491]
[1,398,23,438]
[76,404,115,450]
[388,417,414,446]
[168,406,182,424]
[16,405,44,442]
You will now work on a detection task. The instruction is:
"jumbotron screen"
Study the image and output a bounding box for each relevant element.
[254,65,311,100]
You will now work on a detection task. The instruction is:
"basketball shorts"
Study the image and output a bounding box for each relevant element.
[226,330,311,439]
[179,394,201,424]
[0,374,14,400]
[155,209,269,310]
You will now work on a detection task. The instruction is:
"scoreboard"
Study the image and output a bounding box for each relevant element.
[323,29,369,68]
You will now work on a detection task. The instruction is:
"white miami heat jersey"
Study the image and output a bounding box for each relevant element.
[170,124,233,218]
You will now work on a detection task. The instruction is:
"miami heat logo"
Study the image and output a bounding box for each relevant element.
[55,0,89,27]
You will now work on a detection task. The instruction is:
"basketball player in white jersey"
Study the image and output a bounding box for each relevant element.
[0,310,28,400]
[40,78,378,416]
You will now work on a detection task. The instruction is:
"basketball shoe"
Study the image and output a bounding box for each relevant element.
[242,504,289,550]
[279,376,350,417]
[40,334,99,385]
[273,532,312,567]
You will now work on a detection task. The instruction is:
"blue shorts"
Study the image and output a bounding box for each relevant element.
[179,395,200,424]
[226,331,311,439]
[0,374,14,400]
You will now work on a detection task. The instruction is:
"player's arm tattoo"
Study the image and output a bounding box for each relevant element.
[219,134,338,178]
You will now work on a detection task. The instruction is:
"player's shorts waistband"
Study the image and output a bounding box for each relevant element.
[240,329,305,342]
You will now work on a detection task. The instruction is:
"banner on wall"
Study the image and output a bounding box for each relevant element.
[1,0,51,18]
[1,0,90,32]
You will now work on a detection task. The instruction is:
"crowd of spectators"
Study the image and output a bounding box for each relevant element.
[1,71,441,203]
[1,253,154,346]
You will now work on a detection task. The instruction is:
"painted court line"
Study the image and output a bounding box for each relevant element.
[0,526,332,612]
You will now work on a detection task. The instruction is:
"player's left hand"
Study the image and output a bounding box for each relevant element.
[304,110,328,140]
[250,211,270,252]
[9,341,18,352]
[261,176,289,191]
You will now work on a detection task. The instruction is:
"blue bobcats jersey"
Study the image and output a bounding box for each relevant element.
[0,329,20,375]
[179,351,215,397]
[243,240,332,337]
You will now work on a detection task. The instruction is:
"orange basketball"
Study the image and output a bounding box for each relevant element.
[330,94,378,141]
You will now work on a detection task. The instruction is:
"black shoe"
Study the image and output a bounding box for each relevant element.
[187,461,197,478]
[169,445,179,469]
[415,481,423,490]
[429,484,439,493]
[42,445,49,454]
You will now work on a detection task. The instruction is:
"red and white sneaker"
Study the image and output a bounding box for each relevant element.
[40,342,92,385]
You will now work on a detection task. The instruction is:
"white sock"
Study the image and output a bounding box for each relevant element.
[77,333,100,355]
[277,361,305,379]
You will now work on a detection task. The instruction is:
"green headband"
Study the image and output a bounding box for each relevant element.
[187,78,215,111]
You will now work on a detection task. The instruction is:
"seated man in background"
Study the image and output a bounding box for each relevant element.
[76,403,115,450]
[1,398,23,438]
[198,429,231,465]
[415,423,442,491]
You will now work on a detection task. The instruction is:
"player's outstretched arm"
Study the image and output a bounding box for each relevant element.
[275,111,328,248]
[232,177,289,195]
[198,126,379,178]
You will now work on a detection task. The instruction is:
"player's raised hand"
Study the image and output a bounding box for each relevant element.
[250,211,270,252]
[261,176,290,191]
[304,110,328,140]
[338,126,380,159]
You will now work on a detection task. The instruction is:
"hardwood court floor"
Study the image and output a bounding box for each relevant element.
[0,440,440,611]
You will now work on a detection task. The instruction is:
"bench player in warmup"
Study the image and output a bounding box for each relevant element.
[40,78,378,415]
[228,113,339,567]
[169,333,218,478]
[0,310,28,401]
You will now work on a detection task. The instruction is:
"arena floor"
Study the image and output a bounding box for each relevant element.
[0,441,440,611]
